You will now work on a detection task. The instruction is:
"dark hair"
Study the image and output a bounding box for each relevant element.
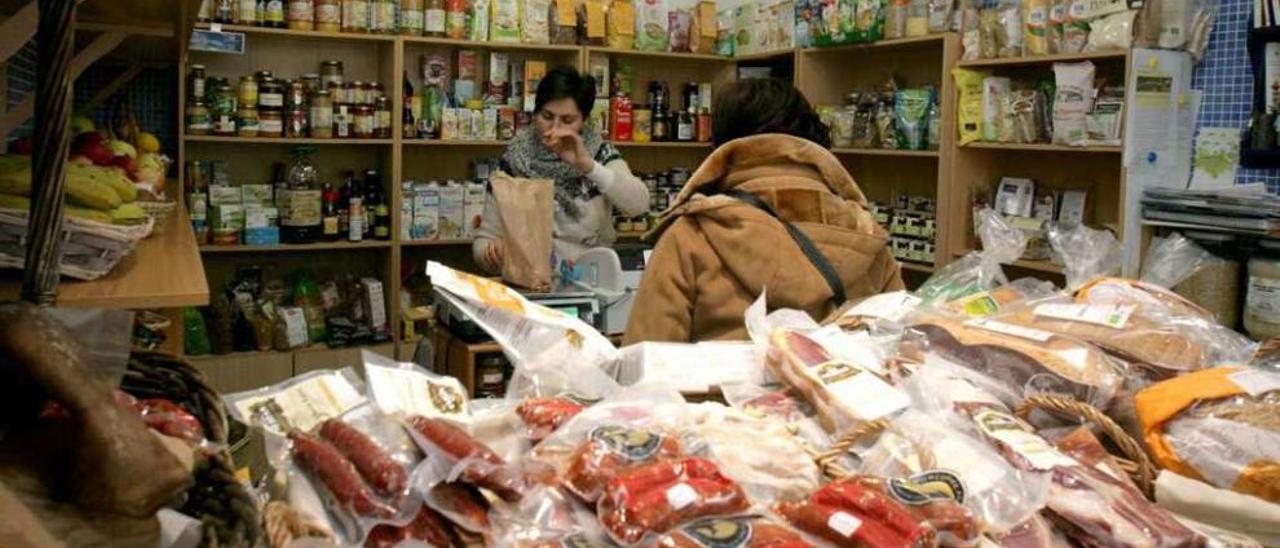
[534,66,597,119]
[712,78,831,148]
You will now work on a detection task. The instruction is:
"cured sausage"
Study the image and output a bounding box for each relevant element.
[405,415,524,502]
[812,480,939,547]
[516,397,586,441]
[775,500,918,548]
[427,481,491,532]
[288,430,396,518]
[319,419,407,497]
[364,504,459,547]
[134,398,205,444]
[563,425,683,502]
[824,476,977,547]
[598,457,750,545]
[654,516,813,548]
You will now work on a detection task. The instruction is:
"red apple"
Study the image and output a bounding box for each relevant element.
[11,137,33,155]
[112,155,138,179]
[72,132,103,154]
[83,141,113,166]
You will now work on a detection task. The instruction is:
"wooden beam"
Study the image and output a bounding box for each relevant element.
[0,2,38,63]
[80,63,141,112]
[0,30,125,136]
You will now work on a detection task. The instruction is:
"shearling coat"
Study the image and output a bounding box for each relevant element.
[623,134,904,344]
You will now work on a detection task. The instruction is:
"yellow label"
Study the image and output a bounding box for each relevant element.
[557,0,578,26]
[586,0,605,36]
[611,1,635,35]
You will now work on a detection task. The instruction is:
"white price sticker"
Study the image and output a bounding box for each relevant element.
[1228,369,1280,397]
[1034,303,1134,329]
[965,318,1054,342]
[827,511,863,537]
[665,483,698,510]
[809,361,910,421]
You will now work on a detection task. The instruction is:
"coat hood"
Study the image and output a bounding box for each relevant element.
[648,134,890,311]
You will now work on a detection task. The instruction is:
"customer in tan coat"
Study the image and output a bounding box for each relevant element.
[624,78,904,344]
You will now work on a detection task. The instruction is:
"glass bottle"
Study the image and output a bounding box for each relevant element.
[339,171,355,236]
[423,0,445,36]
[348,194,365,242]
[265,0,287,27]
[293,272,328,343]
[403,79,419,138]
[676,110,694,141]
[401,0,425,35]
[363,170,381,239]
[282,146,322,244]
[215,0,235,23]
[288,0,315,30]
[238,0,259,24]
[374,96,392,138]
[322,180,341,240]
[342,0,369,32]
[198,0,214,23]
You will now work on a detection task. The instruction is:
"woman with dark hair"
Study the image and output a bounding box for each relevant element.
[473,66,649,272]
[624,78,903,344]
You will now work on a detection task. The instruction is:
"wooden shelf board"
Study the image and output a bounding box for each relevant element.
[192,22,397,42]
[0,206,209,309]
[185,135,394,145]
[613,141,712,148]
[961,142,1123,153]
[733,49,797,62]
[801,34,946,54]
[201,241,392,253]
[404,139,509,146]
[956,50,1127,67]
[186,340,394,361]
[900,261,936,273]
[832,147,940,157]
[400,239,475,247]
[403,36,582,52]
[584,46,730,62]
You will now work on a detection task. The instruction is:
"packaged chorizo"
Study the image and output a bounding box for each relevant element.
[820,476,980,547]
[490,485,611,547]
[774,475,950,548]
[405,414,528,502]
[516,396,590,442]
[652,515,812,548]
[598,456,751,545]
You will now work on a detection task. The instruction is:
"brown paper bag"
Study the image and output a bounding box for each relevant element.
[491,171,555,291]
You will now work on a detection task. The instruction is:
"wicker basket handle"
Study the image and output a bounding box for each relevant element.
[808,419,889,480]
[1015,394,1156,497]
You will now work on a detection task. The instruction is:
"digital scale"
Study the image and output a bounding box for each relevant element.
[433,286,602,343]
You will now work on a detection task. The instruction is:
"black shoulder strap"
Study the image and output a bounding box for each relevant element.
[725,189,847,307]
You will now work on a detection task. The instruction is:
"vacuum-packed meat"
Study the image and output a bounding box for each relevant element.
[405,415,524,502]
[766,329,909,433]
[364,504,458,547]
[598,457,750,544]
[564,425,684,502]
[775,499,929,548]
[288,430,396,518]
[319,419,407,497]
[517,397,587,441]
[653,515,812,548]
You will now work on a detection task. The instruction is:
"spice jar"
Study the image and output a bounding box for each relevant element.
[212,84,237,136]
[400,0,425,35]
[258,79,285,111]
[310,89,334,138]
[374,96,392,138]
[1246,240,1280,340]
[258,109,284,137]
[353,104,375,138]
[342,0,369,32]
[289,0,314,30]
[237,75,259,108]
[186,99,212,135]
[315,0,341,31]
[237,108,260,137]
[188,64,207,102]
[287,109,309,138]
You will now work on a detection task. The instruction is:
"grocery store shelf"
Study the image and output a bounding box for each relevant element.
[584,46,730,62]
[955,249,1064,274]
[802,34,946,54]
[186,340,393,361]
[0,206,208,309]
[185,135,394,145]
[733,49,797,62]
[403,35,581,52]
[201,241,392,253]
[404,139,508,146]
[900,261,936,274]
[613,141,712,148]
[832,147,939,157]
[961,142,1123,153]
[956,50,1127,67]
[193,22,397,42]
[400,239,474,247]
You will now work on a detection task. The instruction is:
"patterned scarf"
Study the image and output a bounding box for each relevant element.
[502,125,620,221]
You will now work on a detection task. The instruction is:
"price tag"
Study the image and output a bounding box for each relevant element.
[665,483,697,510]
[1034,303,1133,329]
[827,511,863,537]
[965,318,1054,342]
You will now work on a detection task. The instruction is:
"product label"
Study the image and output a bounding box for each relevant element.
[589,425,665,461]
[1228,369,1280,397]
[316,4,340,23]
[259,93,284,108]
[323,216,339,235]
[675,517,752,548]
[1247,276,1280,317]
[234,369,366,434]
[952,292,1002,317]
[809,360,910,421]
[1034,303,1133,329]
[284,189,321,226]
[259,118,283,134]
[311,106,333,130]
[267,0,286,21]
[965,318,1054,342]
[888,470,967,504]
[425,8,445,31]
[289,1,313,20]
[973,409,1078,470]
[366,363,467,417]
[373,3,396,30]
[403,9,424,29]
[355,114,375,135]
[344,1,369,27]
[665,483,698,510]
[827,511,862,538]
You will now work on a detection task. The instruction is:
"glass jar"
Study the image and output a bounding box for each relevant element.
[238,0,259,24]
[374,96,392,138]
[445,0,467,39]
[237,75,259,108]
[265,0,287,27]
[212,84,237,136]
[310,89,334,138]
[259,109,285,137]
[334,104,353,138]
[320,60,344,89]
[342,0,369,32]
[632,107,652,143]
[288,80,308,110]
[371,0,397,33]
[186,100,212,135]
[254,70,274,85]
[301,73,322,96]
[287,109,309,138]
[423,0,445,36]
[237,108,260,137]
[400,0,425,35]
[259,79,285,111]
[215,0,235,23]
[353,105,375,138]
[370,81,384,102]
[315,0,341,31]
[188,65,207,102]
[1246,240,1280,340]
[288,0,314,30]
[346,81,362,106]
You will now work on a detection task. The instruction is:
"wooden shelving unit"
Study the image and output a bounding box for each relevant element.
[832,147,940,158]
[200,240,392,253]
[961,142,1122,153]
[185,135,394,145]
[956,49,1126,68]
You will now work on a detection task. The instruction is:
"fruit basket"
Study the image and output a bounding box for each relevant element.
[137,198,177,236]
[0,206,153,280]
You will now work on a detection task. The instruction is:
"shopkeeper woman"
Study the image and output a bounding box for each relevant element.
[473,66,650,273]
[624,78,904,345]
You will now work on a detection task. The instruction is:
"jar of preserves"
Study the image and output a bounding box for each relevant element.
[287,109,309,138]
[188,65,207,102]
[237,108,260,137]
[371,0,397,33]
[342,0,369,32]
[300,73,322,95]
[315,0,341,31]
[345,81,361,106]
[254,70,274,84]
[320,60,344,88]
[258,79,285,111]
[353,105,375,138]
[238,0,259,24]
[288,80,307,109]
[370,81,385,101]
[186,100,212,135]
[334,104,353,137]
[237,75,259,108]
[264,0,287,27]
[310,89,334,138]
[327,81,345,107]
[400,0,425,35]
[1246,241,1280,340]
[423,0,445,36]
[259,109,285,137]
[288,0,314,30]
[374,96,392,138]
[212,84,237,136]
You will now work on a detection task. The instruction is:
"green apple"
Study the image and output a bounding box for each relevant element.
[70,114,95,136]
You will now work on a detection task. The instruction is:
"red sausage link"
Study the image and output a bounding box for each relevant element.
[406,415,523,502]
[319,419,408,497]
[288,430,396,518]
[364,504,459,547]
[516,397,586,441]
[428,481,491,531]
[563,429,683,502]
[814,481,937,546]
[600,473,750,544]
[775,500,915,548]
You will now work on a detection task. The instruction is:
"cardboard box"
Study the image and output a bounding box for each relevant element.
[438,182,465,239]
[463,181,486,238]
[209,184,242,206]
[489,52,509,85]
[361,278,389,337]
[209,203,243,231]
[243,204,271,228]
[523,61,546,112]
[412,182,441,240]
[241,184,273,206]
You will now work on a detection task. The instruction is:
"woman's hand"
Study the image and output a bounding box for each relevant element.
[481,240,504,272]
[542,128,595,175]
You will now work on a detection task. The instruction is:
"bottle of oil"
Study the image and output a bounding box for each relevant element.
[282,147,322,243]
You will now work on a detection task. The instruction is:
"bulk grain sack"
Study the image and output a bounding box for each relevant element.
[490,171,554,291]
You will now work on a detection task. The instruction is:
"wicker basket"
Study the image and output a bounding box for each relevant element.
[137,199,177,236]
[121,352,264,548]
[1017,394,1158,498]
[0,206,153,280]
